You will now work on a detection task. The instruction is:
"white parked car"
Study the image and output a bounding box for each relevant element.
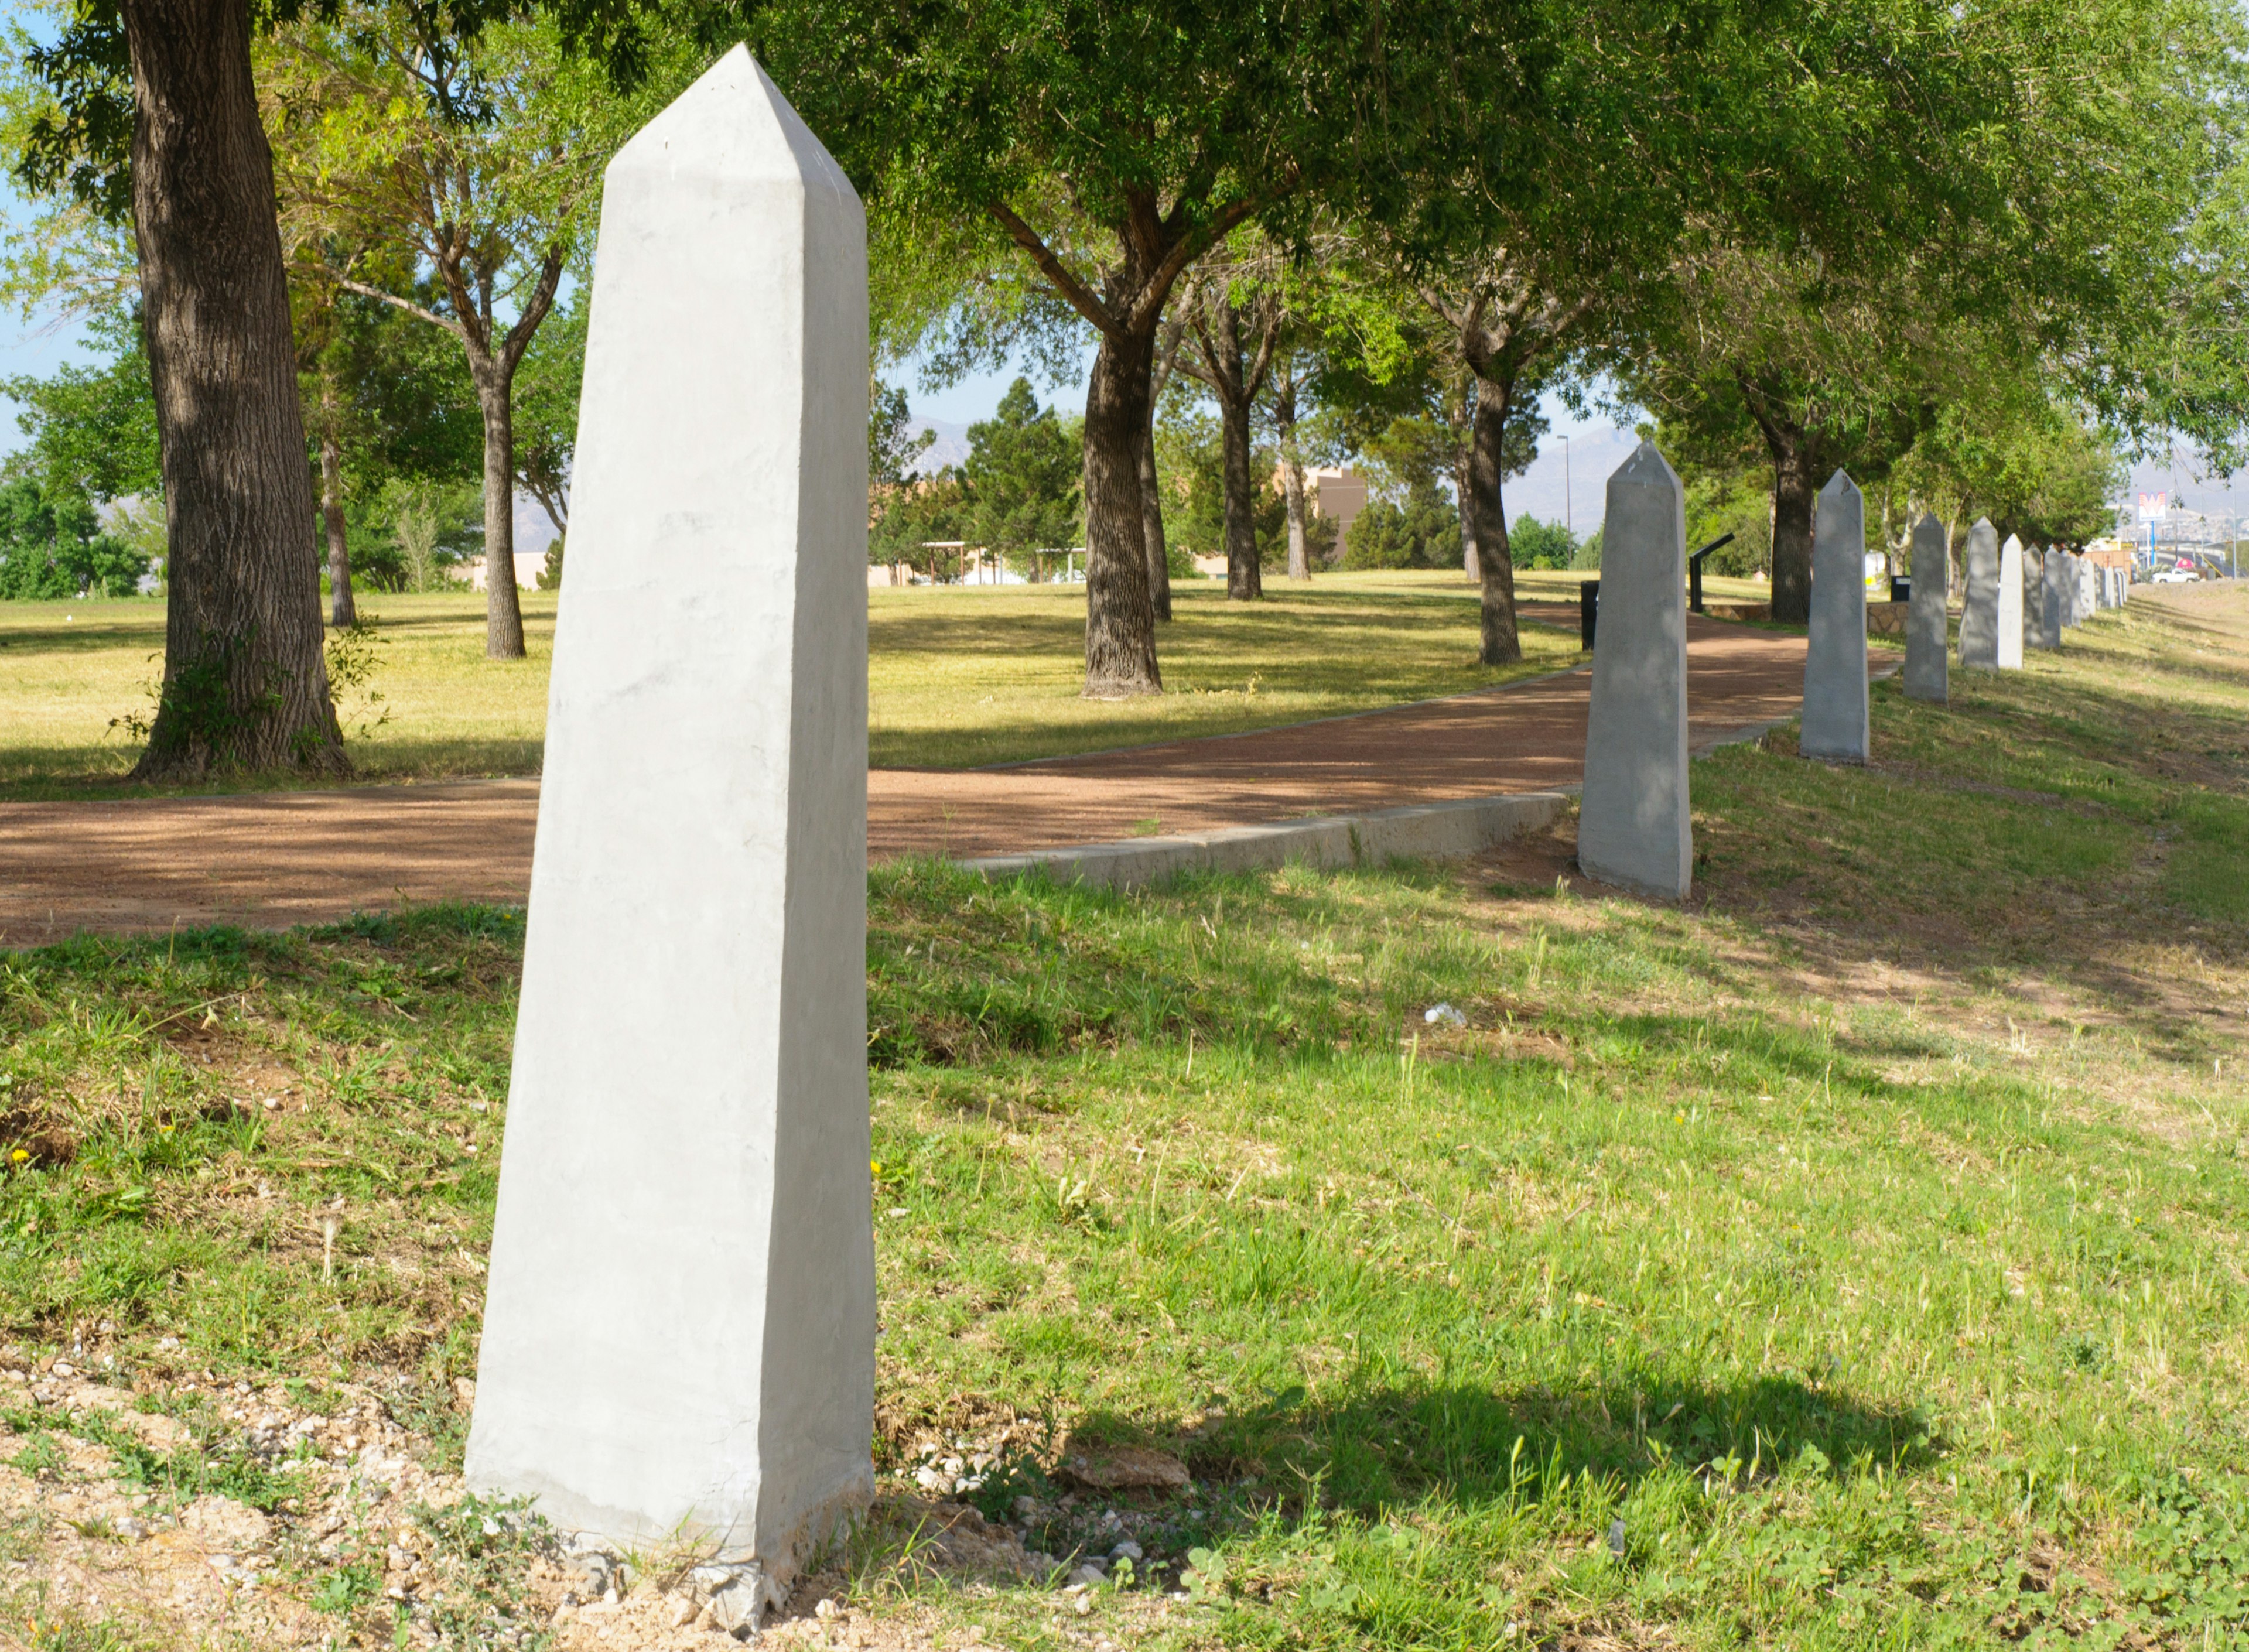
[2150,567,2197,584]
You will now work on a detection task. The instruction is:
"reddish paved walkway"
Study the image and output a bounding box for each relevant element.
[0,610,1874,943]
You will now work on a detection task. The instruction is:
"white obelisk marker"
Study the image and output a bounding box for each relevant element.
[467,46,872,1628]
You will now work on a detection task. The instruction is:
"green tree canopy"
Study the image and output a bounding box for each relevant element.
[963,378,1081,567]
[0,476,147,598]
[1,313,160,505]
[657,0,1553,693]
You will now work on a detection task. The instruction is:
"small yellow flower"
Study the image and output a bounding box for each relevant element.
[8,1148,26,1164]
[1674,1111,1686,1124]
[870,1160,884,1176]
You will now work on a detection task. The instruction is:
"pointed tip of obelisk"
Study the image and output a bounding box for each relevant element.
[1972,515,1994,531]
[2002,532,2024,552]
[1819,468,1860,503]
[1614,438,1679,491]
[608,43,858,204]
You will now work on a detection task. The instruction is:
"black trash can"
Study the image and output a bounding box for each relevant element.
[1580,580,1599,651]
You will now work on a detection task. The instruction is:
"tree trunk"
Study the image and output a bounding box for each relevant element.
[122,0,343,779]
[319,379,355,628]
[1457,375,1479,582]
[1081,328,1163,696]
[1218,386,1262,601]
[1769,439,1816,624]
[1457,443,1480,583]
[1467,374,1522,665]
[1207,300,1262,602]
[1138,408,1172,620]
[1275,374,1310,582]
[1141,308,1181,621]
[476,365,527,658]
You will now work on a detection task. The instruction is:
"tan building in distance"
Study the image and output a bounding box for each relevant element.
[1306,467,1367,561]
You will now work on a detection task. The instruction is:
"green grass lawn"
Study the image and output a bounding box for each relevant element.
[4,591,2249,1648]
[0,570,1682,799]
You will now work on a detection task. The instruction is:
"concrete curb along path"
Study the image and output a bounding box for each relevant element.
[0,611,1886,942]
[960,792,1574,891]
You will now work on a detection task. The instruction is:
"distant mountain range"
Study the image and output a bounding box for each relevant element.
[1503,426,1640,540]
[905,418,970,476]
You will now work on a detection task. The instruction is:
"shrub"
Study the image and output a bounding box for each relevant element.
[1342,483,1462,570]
[1506,514,1578,570]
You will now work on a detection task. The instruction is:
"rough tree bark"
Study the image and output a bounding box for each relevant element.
[1739,374,1821,625]
[473,362,525,652]
[1215,321,1262,601]
[1273,360,1311,582]
[1140,307,1186,621]
[1137,416,1170,618]
[1081,326,1164,693]
[1766,441,1817,624]
[319,384,354,628]
[124,0,344,778]
[989,192,1256,695]
[1182,286,1279,603]
[1466,373,1522,664]
[1420,281,1591,667]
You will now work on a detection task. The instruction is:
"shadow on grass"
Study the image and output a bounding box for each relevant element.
[1076,1370,1931,1522]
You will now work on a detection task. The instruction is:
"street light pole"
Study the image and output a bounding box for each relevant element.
[1558,434,1571,543]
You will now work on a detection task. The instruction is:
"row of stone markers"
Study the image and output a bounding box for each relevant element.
[1577,456,2131,901]
[461,57,2151,1633]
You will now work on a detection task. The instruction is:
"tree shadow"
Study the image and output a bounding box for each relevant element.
[1072,1370,1931,1527]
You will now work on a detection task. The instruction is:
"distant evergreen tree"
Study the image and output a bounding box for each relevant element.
[1342,482,1462,570]
[963,378,1081,572]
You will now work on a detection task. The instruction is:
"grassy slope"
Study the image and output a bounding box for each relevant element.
[6,591,2247,1647]
[0,570,1752,796]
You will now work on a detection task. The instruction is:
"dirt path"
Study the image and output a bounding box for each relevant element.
[1,610,1867,943]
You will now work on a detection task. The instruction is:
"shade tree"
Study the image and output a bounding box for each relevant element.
[715,0,1553,696]
[1173,271,1281,601]
[0,477,146,598]
[15,0,347,775]
[1,310,161,509]
[261,11,647,658]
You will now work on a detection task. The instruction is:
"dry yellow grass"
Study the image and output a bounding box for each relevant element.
[0,591,556,796]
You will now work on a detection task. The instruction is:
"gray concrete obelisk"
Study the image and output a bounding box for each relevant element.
[2041,549,2066,647]
[1995,535,2024,669]
[1578,442,1691,897]
[467,47,873,1624]
[1959,517,2000,669]
[1800,469,1868,762]
[1903,514,1949,702]
[2026,543,2048,647]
